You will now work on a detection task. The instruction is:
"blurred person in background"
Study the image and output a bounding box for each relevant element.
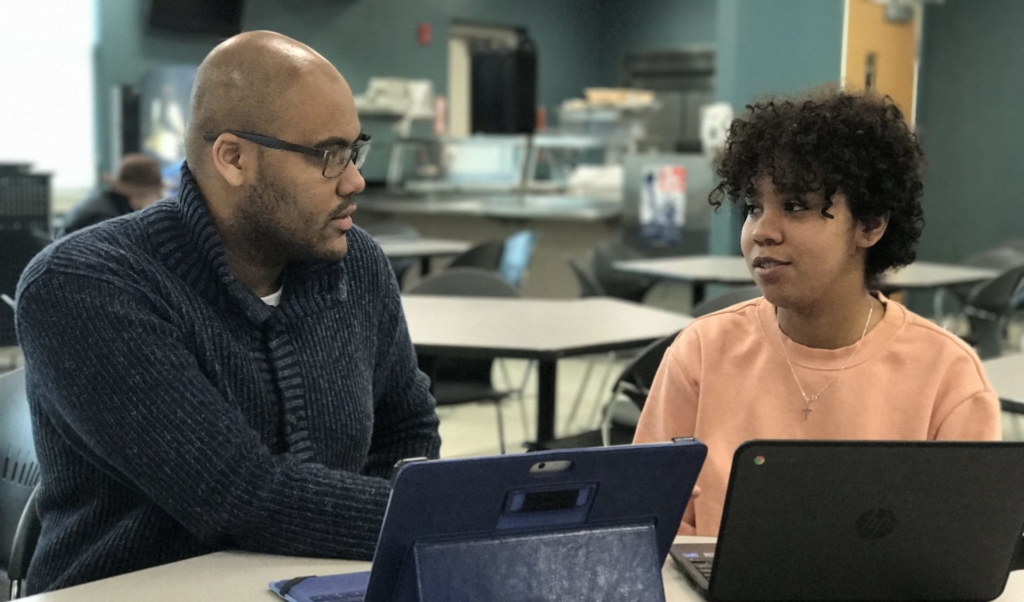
[59,153,165,236]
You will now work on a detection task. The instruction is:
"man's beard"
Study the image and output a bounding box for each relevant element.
[236,167,347,264]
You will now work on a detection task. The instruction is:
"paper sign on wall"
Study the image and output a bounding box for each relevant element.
[640,165,686,243]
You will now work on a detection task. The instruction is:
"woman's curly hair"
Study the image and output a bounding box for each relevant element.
[709,90,925,282]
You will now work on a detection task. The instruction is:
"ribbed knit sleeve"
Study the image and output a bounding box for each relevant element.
[16,165,443,594]
[364,263,441,479]
[17,265,396,562]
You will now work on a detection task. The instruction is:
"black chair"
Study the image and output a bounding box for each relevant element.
[962,265,1024,359]
[932,246,1024,322]
[567,259,605,298]
[406,268,523,454]
[564,248,659,431]
[562,259,620,433]
[590,241,655,304]
[691,286,763,318]
[448,233,536,289]
[1,368,41,599]
[409,267,516,297]
[8,486,39,600]
[363,221,421,286]
[447,240,504,272]
[529,330,682,451]
[610,333,679,413]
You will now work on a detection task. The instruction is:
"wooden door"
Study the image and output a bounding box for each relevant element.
[843,0,920,122]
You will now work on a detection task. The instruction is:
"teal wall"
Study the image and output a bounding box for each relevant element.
[94,0,608,175]
[91,0,1021,271]
[94,0,848,226]
[94,0,212,174]
[915,0,1024,263]
[709,0,844,256]
[715,0,844,111]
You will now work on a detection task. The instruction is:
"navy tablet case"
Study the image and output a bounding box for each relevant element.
[271,440,707,602]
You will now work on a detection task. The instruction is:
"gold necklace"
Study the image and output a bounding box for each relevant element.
[777,303,874,420]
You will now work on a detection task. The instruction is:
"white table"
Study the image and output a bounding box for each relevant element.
[14,537,707,602]
[20,535,1024,601]
[613,255,757,305]
[614,256,754,287]
[984,355,1024,441]
[402,296,692,441]
[615,255,1000,303]
[373,237,472,275]
[986,354,1024,405]
[884,262,1001,289]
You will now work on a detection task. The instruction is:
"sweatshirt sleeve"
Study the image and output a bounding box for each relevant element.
[934,391,1002,441]
[364,266,441,480]
[17,267,394,560]
[634,326,703,534]
[930,343,1002,442]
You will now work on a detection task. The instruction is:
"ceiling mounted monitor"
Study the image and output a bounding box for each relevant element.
[148,0,245,38]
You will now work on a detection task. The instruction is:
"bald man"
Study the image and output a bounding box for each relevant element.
[15,32,440,593]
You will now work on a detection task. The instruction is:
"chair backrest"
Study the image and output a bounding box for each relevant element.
[0,368,40,576]
[406,269,519,386]
[406,268,519,298]
[8,484,40,589]
[447,240,504,272]
[612,331,682,412]
[499,230,537,288]
[692,286,763,318]
[1002,239,1024,256]
[590,241,654,303]
[567,259,606,298]
[1014,283,1024,312]
[966,264,1024,315]
[365,222,422,286]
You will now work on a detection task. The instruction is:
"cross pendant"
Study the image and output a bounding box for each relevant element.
[802,406,813,420]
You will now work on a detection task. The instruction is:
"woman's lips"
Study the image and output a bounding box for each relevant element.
[751,258,791,281]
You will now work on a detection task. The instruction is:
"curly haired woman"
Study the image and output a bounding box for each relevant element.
[634,90,1001,536]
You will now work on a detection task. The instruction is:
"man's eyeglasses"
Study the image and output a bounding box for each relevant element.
[203,131,371,178]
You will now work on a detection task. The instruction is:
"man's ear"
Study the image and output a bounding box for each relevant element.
[210,134,252,188]
[857,213,890,249]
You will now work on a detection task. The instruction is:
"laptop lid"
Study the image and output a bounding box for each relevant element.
[363,440,707,602]
[708,440,1024,602]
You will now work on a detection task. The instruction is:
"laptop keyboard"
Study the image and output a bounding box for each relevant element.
[681,550,715,580]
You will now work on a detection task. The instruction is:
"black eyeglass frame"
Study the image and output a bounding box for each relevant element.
[202,130,371,177]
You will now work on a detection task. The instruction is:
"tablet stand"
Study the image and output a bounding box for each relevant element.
[411,523,666,601]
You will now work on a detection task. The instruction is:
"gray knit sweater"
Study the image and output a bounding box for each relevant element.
[15,165,441,594]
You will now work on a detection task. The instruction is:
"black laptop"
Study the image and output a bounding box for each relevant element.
[671,440,1024,602]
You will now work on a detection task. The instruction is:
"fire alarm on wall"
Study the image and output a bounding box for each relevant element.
[417,22,432,46]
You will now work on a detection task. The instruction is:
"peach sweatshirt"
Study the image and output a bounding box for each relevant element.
[634,295,1002,536]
